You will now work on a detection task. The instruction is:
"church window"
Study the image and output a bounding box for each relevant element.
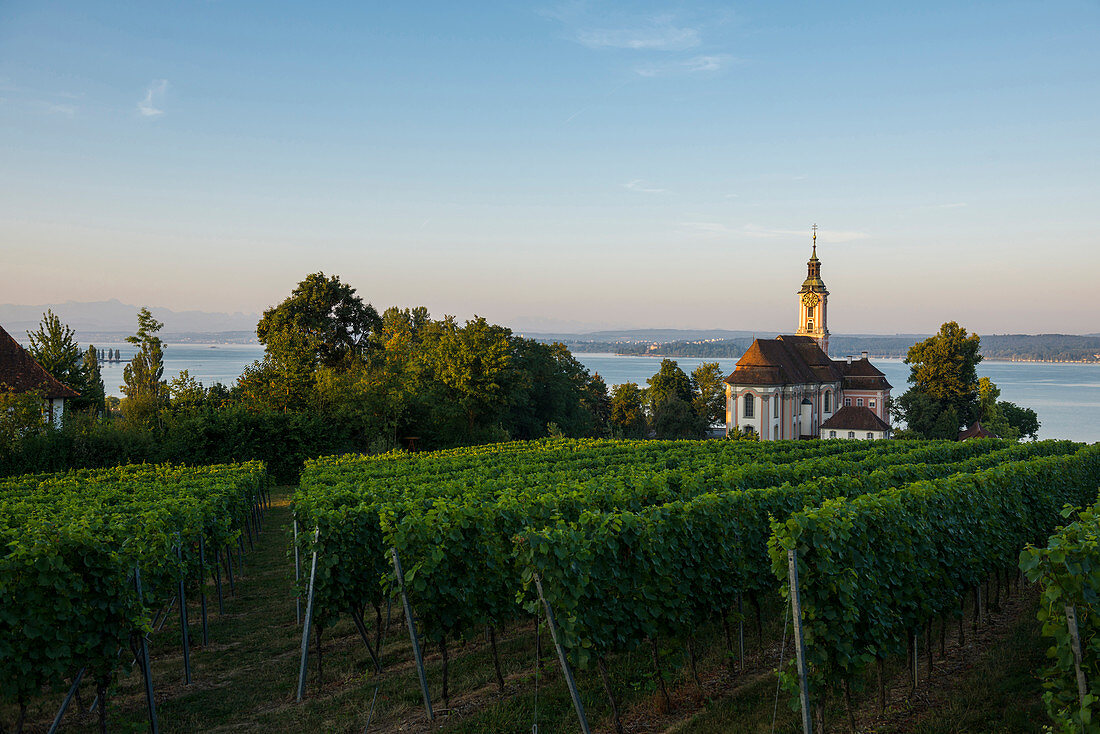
[743,394,754,418]
[844,398,851,407]
[823,391,832,412]
[807,320,814,331]
[856,398,864,407]
[774,395,780,418]
[848,431,855,439]
[774,425,779,440]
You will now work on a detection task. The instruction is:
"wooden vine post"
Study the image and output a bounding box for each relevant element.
[787,548,813,734]
[175,540,192,685]
[293,517,302,626]
[134,564,159,734]
[534,573,592,734]
[1065,605,1089,705]
[296,529,320,702]
[391,547,434,721]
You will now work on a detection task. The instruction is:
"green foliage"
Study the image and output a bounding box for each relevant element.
[646,359,693,412]
[292,437,1076,675]
[256,272,381,371]
[0,388,46,451]
[651,396,705,439]
[1021,497,1100,732]
[74,345,106,414]
[895,321,982,437]
[769,443,1100,712]
[690,362,726,427]
[25,310,82,390]
[609,382,648,438]
[121,307,168,428]
[0,461,268,709]
[726,425,760,441]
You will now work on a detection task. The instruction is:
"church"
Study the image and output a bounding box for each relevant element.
[724,230,892,440]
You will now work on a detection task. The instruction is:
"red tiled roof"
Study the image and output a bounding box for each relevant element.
[820,406,891,432]
[835,357,893,390]
[725,337,832,386]
[958,421,998,440]
[0,323,80,399]
[725,335,844,387]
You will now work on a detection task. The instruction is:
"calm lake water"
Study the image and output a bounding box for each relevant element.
[90,343,1098,443]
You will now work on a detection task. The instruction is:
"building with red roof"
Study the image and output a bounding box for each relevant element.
[724,229,892,440]
[0,323,80,427]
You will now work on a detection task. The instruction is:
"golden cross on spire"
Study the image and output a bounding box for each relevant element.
[811,223,817,255]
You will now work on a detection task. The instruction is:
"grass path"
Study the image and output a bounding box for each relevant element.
[14,488,1049,733]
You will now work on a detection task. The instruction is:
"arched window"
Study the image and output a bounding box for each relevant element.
[774,394,780,418]
[823,391,832,413]
[743,394,754,418]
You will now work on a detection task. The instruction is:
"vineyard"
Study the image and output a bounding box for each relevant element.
[3,438,1098,733]
[292,437,1100,732]
[0,461,270,732]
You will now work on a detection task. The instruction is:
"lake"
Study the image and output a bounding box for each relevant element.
[89,343,1098,443]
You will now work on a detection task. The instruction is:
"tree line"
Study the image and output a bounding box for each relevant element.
[1,273,735,479]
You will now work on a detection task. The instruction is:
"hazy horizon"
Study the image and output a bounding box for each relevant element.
[3,2,1098,334]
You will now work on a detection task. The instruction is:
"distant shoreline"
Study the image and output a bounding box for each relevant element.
[569,349,1100,366]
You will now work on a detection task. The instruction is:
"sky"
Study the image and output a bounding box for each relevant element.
[2,1,1098,335]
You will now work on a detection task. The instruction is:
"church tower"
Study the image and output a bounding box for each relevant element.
[796,225,830,355]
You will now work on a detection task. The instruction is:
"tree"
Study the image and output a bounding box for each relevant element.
[999,401,1040,440]
[977,376,1040,441]
[427,316,513,443]
[894,322,982,438]
[652,396,706,439]
[691,362,726,428]
[75,345,106,415]
[645,359,705,439]
[121,307,168,428]
[646,359,693,412]
[582,373,613,438]
[169,370,207,413]
[26,310,83,391]
[609,382,648,439]
[257,272,381,371]
[0,388,46,450]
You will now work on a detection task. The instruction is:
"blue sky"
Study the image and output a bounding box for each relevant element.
[2,1,1098,334]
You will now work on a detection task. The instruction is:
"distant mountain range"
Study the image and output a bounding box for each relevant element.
[0,300,260,342]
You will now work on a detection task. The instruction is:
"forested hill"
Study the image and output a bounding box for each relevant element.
[542,333,1100,363]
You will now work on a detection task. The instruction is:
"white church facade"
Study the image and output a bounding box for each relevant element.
[724,231,892,440]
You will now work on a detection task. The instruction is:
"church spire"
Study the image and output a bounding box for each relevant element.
[797,224,829,354]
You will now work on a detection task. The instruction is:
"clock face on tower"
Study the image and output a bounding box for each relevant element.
[801,292,820,308]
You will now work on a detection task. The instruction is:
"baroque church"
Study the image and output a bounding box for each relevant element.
[724,230,892,440]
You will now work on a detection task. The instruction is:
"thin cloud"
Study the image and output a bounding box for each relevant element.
[578,26,699,51]
[742,224,869,243]
[138,79,168,117]
[681,221,735,237]
[624,179,667,194]
[575,15,700,51]
[636,53,734,77]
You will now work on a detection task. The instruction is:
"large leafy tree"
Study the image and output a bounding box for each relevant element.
[256,272,381,371]
[609,382,648,439]
[645,359,705,438]
[895,321,982,438]
[690,362,726,428]
[26,310,82,390]
[121,307,169,428]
